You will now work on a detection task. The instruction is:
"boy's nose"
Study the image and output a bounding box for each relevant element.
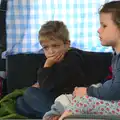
[48,48,55,54]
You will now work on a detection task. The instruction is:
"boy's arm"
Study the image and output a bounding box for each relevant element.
[37,66,54,87]
[49,49,85,91]
[32,64,53,88]
[37,49,85,91]
[37,51,65,87]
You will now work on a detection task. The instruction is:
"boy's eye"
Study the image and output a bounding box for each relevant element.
[43,46,48,50]
[52,45,61,47]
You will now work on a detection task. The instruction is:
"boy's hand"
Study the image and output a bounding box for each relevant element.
[32,82,40,88]
[44,51,65,68]
[73,87,87,97]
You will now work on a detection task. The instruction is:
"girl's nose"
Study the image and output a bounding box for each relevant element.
[97,28,100,33]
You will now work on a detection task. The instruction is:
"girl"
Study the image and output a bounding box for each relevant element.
[59,1,120,120]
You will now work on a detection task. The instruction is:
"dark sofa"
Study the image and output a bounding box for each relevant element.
[7,49,112,93]
[6,50,114,119]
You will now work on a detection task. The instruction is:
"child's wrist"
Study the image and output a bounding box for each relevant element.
[44,63,51,68]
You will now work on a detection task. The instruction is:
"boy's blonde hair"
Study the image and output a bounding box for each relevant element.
[38,21,69,43]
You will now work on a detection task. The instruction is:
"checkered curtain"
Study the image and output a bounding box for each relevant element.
[5,0,112,57]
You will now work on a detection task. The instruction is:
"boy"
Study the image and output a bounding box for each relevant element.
[16,21,86,118]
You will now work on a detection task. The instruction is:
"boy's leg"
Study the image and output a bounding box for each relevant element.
[16,87,56,118]
[16,96,41,118]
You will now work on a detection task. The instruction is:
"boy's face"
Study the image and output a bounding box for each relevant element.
[97,13,120,48]
[40,39,70,58]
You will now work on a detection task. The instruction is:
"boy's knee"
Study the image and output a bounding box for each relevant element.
[23,87,39,103]
[25,87,33,94]
[24,87,38,96]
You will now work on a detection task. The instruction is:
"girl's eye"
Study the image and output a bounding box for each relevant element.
[102,24,107,28]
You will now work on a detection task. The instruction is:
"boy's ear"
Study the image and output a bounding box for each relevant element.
[65,40,70,46]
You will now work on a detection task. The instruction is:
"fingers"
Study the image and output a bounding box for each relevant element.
[46,51,65,66]
[53,52,65,62]
[32,83,40,88]
[56,53,64,62]
[73,87,77,97]
[74,87,78,93]
[72,91,76,98]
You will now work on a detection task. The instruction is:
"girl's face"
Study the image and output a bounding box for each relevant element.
[97,13,120,51]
